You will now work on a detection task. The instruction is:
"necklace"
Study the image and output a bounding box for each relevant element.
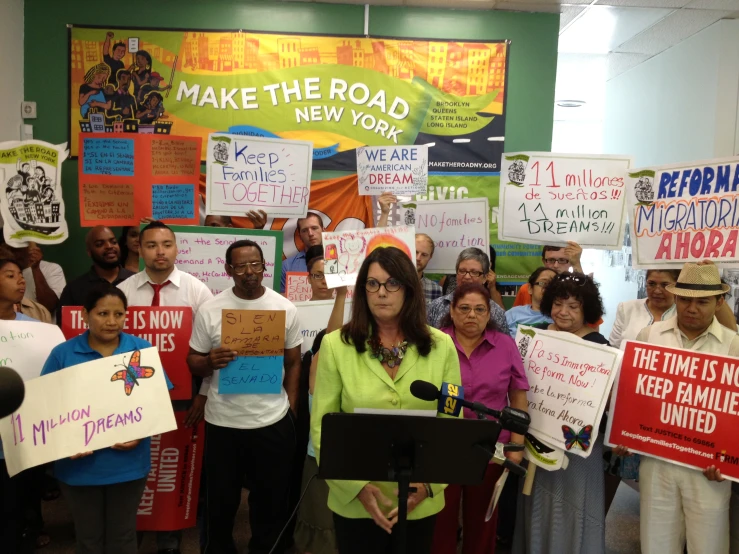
[369,336,408,369]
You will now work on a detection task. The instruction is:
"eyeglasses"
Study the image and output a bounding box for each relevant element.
[456,305,488,316]
[534,280,551,288]
[457,269,485,278]
[366,278,403,293]
[646,281,674,290]
[545,258,570,266]
[309,272,326,281]
[228,261,264,275]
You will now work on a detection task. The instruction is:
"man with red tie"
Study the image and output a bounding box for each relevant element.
[117,220,213,554]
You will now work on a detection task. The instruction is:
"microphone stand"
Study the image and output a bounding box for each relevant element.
[473,410,527,477]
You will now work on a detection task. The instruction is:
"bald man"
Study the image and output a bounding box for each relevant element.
[56,226,135,322]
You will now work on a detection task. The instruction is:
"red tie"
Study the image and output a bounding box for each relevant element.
[149,280,171,307]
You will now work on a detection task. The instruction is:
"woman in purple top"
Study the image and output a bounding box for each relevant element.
[432,282,529,554]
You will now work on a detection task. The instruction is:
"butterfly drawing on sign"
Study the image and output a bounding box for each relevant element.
[111,350,156,396]
[562,424,593,451]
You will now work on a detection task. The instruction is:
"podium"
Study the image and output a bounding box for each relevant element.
[319,413,503,554]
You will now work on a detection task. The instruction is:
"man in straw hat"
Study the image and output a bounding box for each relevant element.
[631,261,738,554]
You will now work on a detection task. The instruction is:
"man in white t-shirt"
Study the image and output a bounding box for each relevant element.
[188,239,302,554]
[118,221,213,554]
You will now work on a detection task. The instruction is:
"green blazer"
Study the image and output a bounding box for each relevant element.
[310,326,462,520]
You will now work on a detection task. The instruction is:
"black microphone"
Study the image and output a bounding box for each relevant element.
[410,380,531,435]
[0,367,25,419]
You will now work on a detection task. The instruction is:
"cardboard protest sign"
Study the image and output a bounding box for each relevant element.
[61,306,193,400]
[0,320,65,381]
[286,272,312,302]
[0,140,69,247]
[499,152,632,249]
[516,326,622,458]
[400,198,489,273]
[294,299,353,355]
[321,225,416,288]
[169,225,283,294]
[625,157,739,268]
[78,134,201,226]
[0,347,177,477]
[219,310,286,394]
[606,341,739,481]
[136,411,204,531]
[357,145,428,196]
[206,134,313,218]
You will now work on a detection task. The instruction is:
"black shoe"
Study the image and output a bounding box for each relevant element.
[158,550,181,554]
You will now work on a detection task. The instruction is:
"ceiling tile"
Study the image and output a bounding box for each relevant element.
[559,5,673,53]
[595,0,689,8]
[615,8,733,54]
[606,51,651,78]
[684,0,739,9]
[560,5,587,30]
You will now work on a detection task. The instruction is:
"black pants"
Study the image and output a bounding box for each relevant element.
[203,412,296,554]
[0,460,42,554]
[333,513,437,554]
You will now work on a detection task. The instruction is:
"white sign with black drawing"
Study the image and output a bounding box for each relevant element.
[0,140,69,247]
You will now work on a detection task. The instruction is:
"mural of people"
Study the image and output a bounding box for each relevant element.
[136,71,171,104]
[102,31,127,86]
[5,163,60,229]
[108,69,137,118]
[129,50,152,102]
[79,64,112,117]
[136,91,165,123]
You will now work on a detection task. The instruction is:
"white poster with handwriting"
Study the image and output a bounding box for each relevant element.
[294,299,353,355]
[515,326,622,458]
[399,198,489,273]
[206,134,313,218]
[321,226,416,288]
[169,225,282,295]
[0,320,65,381]
[357,145,428,196]
[0,347,177,477]
[499,152,632,249]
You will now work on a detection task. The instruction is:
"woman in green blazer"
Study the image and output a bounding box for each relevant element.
[311,246,462,554]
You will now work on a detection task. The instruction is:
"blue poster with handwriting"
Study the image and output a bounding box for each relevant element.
[218,355,283,394]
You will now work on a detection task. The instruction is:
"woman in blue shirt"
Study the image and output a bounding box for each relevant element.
[41,284,168,554]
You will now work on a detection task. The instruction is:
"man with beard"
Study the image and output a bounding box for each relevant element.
[109,69,136,118]
[57,226,131,322]
[188,239,302,554]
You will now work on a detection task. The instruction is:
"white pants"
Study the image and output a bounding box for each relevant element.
[641,457,731,554]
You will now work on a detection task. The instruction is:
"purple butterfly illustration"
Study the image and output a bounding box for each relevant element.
[111,350,155,396]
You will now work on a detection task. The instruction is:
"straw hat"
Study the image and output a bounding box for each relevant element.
[665,263,730,298]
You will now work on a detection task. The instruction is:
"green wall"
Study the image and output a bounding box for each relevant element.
[24,0,558,278]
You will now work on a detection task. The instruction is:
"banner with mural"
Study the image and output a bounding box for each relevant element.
[68,27,509,173]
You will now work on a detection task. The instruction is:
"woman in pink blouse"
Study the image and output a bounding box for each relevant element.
[431,282,530,554]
